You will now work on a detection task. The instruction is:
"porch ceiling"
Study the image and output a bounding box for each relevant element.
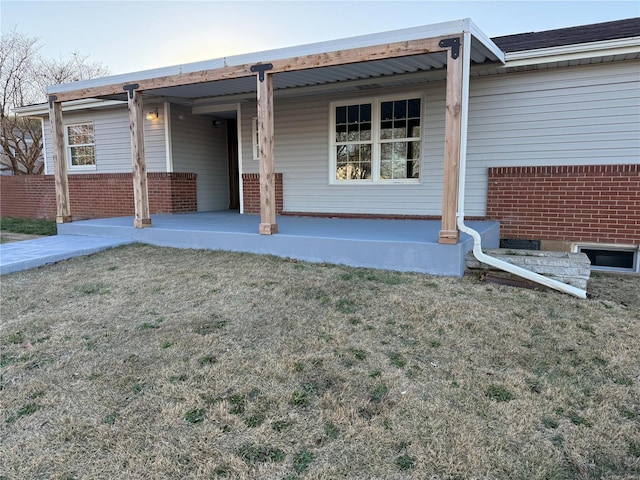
[141,52,453,103]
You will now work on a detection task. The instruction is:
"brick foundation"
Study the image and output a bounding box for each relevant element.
[487,164,640,244]
[0,172,197,220]
[242,173,283,214]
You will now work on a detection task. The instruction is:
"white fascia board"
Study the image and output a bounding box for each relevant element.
[47,19,500,95]
[14,99,126,117]
[467,19,506,64]
[504,37,640,67]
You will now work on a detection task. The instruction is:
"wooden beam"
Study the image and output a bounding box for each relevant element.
[50,36,449,102]
[48,98,72,223]
[127,89,152,228]
[256,71,278,235]
[439,37,464,245]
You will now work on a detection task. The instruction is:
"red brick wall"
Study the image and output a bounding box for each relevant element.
[0,172,197,220]
[487,164,640,244]
[242,173,283,214]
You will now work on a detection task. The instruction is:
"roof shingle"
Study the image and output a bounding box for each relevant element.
[491,17,640,52]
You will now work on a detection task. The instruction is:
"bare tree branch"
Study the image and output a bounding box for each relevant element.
[1,27,109,175]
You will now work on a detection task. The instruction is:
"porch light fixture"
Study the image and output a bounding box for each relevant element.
[146,108,159,120]
[212,120,222,128]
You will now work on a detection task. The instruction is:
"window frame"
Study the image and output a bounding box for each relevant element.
[329,92,424,185]
[65,121,96,171]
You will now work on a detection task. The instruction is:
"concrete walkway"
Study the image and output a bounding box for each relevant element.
[0,235,134,275]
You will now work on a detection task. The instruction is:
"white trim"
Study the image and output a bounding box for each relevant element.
[251,117,259,160]
[236,103,244,214]
[329,91,424,184]
[65,121,97,171]
[164,102,173,172]
[467,18,506,64]
[41,117,48,175]
[504,37,640,67]
[14,99,126,117]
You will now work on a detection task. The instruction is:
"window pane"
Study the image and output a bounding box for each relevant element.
[380,120,393,140]
[67,124,94,145]
[380,160,391,179]
[408,98,421,118]
[394,142,408,160]
[392,158,407,179]
[409,159,420,178]
[361,144,371,162]
[393,100,407,120]
[381,143,393,161]
[360,122,371,141]
[392,120,407,139]
[381,101,393,121]
[336,146,348,163]
[347,123,360,141]
[348,105,359,123]
[408,118,420,138]
[336,106,346,124]
[409,141,420,160]
[360,104,371,122]
[347,144,359,162]
[70,146,95,166]
[335,124,347,142]
[336,162,347,180]
[359,161,372,179]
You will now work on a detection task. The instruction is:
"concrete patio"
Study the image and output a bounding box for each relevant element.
[52,211,500,277]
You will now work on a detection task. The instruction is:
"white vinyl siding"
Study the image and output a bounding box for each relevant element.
[43,105,167,174]
[170,105,229,212]
[241,59,639,216]
[464,60,640,215]
[241,87,445,215]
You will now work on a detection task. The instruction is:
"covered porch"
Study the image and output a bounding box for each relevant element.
[46,18,505,247]
[58,212,499,276]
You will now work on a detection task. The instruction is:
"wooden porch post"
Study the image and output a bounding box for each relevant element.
[255,67,278,235]
[439,37,464,245]
[126,87,152,228]
[48,97,72,223]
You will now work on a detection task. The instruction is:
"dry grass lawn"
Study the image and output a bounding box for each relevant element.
[1,245,639,480]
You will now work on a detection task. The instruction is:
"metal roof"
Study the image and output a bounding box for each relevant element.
[46,18,503,104]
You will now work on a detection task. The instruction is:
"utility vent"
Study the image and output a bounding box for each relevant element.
[500,239,541,250]
[577,246,638,272]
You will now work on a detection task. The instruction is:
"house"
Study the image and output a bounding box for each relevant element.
[4,17,639,273]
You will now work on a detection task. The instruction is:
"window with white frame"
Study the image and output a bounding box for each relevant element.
[65,122,95,169]
[331,94,422,182]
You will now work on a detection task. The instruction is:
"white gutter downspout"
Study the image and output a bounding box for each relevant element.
[455,31,587,299]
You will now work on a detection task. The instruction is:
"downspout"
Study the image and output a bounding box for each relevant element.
[456,31,586,299]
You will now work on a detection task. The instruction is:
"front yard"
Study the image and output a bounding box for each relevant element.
[1,245,638,479]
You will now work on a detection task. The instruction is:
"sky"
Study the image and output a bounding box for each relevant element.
[2,0,639,75]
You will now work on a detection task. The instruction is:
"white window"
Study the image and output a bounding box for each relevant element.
[65,122,95,170]
[330,94,422,183]
[252,117,259,160]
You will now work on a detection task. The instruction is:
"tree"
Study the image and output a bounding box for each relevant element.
[0,29,109,175]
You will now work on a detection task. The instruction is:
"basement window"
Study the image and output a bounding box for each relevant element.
[575,244,639,273]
